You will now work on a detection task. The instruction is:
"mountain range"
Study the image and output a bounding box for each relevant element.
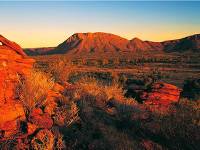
[24,32,200,55]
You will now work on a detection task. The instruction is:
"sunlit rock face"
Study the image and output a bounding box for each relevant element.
[0,35,35,138]
[125,79,181,112]
[140,82,181,112]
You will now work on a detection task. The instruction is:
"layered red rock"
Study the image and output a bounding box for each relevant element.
[0,35,35,138]
[140,82,181,107]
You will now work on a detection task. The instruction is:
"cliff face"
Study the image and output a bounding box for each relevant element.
[0,35,35,138]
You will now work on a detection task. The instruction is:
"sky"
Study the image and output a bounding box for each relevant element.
[0,1,200,48]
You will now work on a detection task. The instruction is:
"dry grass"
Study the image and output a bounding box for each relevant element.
[54,131,66,150]
[53,101,79,127]
[137,98,200,150]
[17,69,54,112]
[75,77,125,101]
[13,54,200,149]
[49,59,77,83]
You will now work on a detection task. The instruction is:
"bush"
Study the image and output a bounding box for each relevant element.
[54,101,79,127]
[182,78,200,100]
[75,77,125,102]
[143,98,200,150]
[31,129,55,150]
[18,69,54,112]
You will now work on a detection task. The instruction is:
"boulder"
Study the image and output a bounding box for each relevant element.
[0,35,35,138]
[0,102,26,137]
[140,82,181,110]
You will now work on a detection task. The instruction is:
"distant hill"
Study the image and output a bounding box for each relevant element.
[23,33,200,55]
[24,47,54,56]
[162,34,200,52]
[46,32,130,55]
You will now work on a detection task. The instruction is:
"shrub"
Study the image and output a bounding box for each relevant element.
[182,78,200,100]
[18,69,54,112]
[145,98,200,149]
[31,129,55,150]
[50,60,77,83]
[76,77,125,102]
[54,101,79,127]
[104,83,125,100]
[54,132,66,150]
[75,77,103,97]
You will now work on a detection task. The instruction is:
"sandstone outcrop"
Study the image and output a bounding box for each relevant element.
[140,82,181,111]
[0,35,35,138]
[125,80,181,112]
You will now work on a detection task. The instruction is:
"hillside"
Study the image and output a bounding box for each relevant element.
[46,32,130,55]
[129,38,163,51]
[162,34,200,52]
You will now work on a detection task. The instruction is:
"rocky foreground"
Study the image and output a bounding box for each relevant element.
[0,36,79,147]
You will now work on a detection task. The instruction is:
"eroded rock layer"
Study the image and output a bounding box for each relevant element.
[0,35,35,138]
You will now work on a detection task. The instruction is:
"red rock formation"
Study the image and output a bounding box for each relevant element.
[0,35,27,57]
[140,82,181,110]
[0,35,35,138]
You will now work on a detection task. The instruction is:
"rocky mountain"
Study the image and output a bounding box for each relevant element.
[23,33,200,55]
[47,32,130,55]
[129,38,163,51]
